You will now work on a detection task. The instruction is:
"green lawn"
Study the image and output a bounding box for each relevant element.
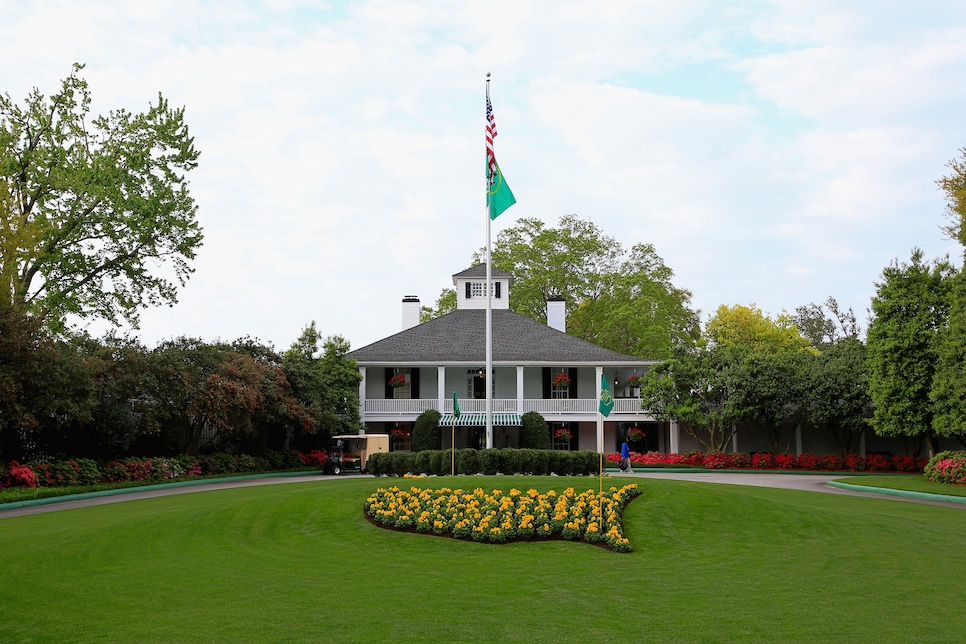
[1,475,963,643]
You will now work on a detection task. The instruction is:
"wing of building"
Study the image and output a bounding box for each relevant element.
[348,264,682,454]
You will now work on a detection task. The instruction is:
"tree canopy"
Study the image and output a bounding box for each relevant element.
[866,249,954,449]
[428,214,700,358]
[0,64,202,333]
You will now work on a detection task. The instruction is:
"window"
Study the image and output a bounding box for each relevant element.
[392,368,411,399]
[551,367,570,399]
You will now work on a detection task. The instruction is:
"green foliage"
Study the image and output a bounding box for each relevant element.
[930,269,966,438]
[419,287,457,322]
[479,447,500,474]
[0,63,202,333]
[808,337,872,455]
[638,345,741,452]
[411,409,442,452]
[519,411,550,449]
[568,243,701,358]
[456,214,698,358]
[866,249,954,441]
[938,146,966,249]
[707,304,816,355]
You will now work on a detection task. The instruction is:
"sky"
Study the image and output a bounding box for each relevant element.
[3,0,966,352]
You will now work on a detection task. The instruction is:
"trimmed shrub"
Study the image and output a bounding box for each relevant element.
[479,448,500,475]
[413,450,433,475]
[429,450,449,475]
[751,453,774,469]
[519,411,551,450]
[499,448,524,475]
[412,409,442,452]
[456,448,480,475]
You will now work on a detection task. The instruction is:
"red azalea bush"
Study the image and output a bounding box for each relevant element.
[752,453,774,469]
[3,461,38,488]
[797,453,822,470]
[301,450,329,466]
[703,452,748,469]
[602,450,927,474]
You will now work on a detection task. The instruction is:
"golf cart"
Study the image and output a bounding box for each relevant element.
[324,433,389,475]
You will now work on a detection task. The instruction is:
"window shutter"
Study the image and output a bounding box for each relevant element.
[569,367,578,399]
[385,368,393,399]
[542,367,551,399]
[495,282,501,299]
[411,368,420,399]
[465,282,472,298]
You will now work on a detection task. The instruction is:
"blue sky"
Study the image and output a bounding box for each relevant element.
[2,0,965,351]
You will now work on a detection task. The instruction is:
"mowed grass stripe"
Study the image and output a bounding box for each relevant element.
[0,476,963,643]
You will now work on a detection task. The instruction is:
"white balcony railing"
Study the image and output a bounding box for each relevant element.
[363,398,650,417]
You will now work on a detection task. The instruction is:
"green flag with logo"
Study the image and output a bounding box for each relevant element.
[599,373,614,417]
[487,162,515,220]
[453,391,461,419]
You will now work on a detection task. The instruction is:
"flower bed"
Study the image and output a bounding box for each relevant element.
[1,449,326,489]
[365,484,641,552]
[604,451,928,473]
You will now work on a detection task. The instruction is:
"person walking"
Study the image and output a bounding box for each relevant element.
[621,436,633,474]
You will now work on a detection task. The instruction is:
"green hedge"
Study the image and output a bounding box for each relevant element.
[367,448,602,476]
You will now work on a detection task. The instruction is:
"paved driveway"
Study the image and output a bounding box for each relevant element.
[619,470,966,509]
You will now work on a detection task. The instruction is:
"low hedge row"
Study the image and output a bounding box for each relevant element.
[1,449,328,489]
[924,451,966,485]
[367,448,604,477]
[604,450,928,473]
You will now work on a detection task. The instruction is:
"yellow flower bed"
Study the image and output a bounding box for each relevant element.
[365,484,641,552]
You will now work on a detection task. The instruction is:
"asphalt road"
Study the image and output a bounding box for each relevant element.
[2,470,964,519]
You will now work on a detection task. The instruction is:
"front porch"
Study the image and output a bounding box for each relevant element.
[362,396,651,420]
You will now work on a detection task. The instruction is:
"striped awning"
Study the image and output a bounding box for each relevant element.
[438,413,522,427]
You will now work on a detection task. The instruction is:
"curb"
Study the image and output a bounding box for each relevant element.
[827,481,966,505]
[0,470,323,511]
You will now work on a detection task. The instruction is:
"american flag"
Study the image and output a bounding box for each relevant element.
[486,94,498,179]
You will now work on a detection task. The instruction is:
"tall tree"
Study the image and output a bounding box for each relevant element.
[937,145,966,248]
[707,304,815,354]
[808,336,872,455]
[567,243,700,358]
[0,63,202,333]
[637,345,741,452]
[476,214,623,322]
[866,249,954,455]
[930,268,966,445]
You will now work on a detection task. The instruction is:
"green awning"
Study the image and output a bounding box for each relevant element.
[438,413,522,427]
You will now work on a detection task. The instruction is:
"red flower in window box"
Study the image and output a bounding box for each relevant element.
[391,429,408,438]
[555,428,572,442]
[627,427,644,442]
[553,373,570,389]
[388,374,407,388]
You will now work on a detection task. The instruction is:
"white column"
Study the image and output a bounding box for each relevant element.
[438,366,446,412]
[595,366,604,453]
[516,366,524,415]
[358,367,367,425]
[670,419,680,454]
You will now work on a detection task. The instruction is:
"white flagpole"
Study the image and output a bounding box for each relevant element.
[485,73,494,450]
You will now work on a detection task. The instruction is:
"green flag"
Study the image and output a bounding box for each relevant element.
[599,373,614,417]
[452,391,461,419]
[487,162,516,220]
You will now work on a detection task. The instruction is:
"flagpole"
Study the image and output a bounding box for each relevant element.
[485,73,494,450]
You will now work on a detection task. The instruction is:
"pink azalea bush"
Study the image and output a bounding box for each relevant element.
[924,451,966,485]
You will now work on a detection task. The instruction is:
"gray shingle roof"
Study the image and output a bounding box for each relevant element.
[348,309,645,365]
[452,263,514,283]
